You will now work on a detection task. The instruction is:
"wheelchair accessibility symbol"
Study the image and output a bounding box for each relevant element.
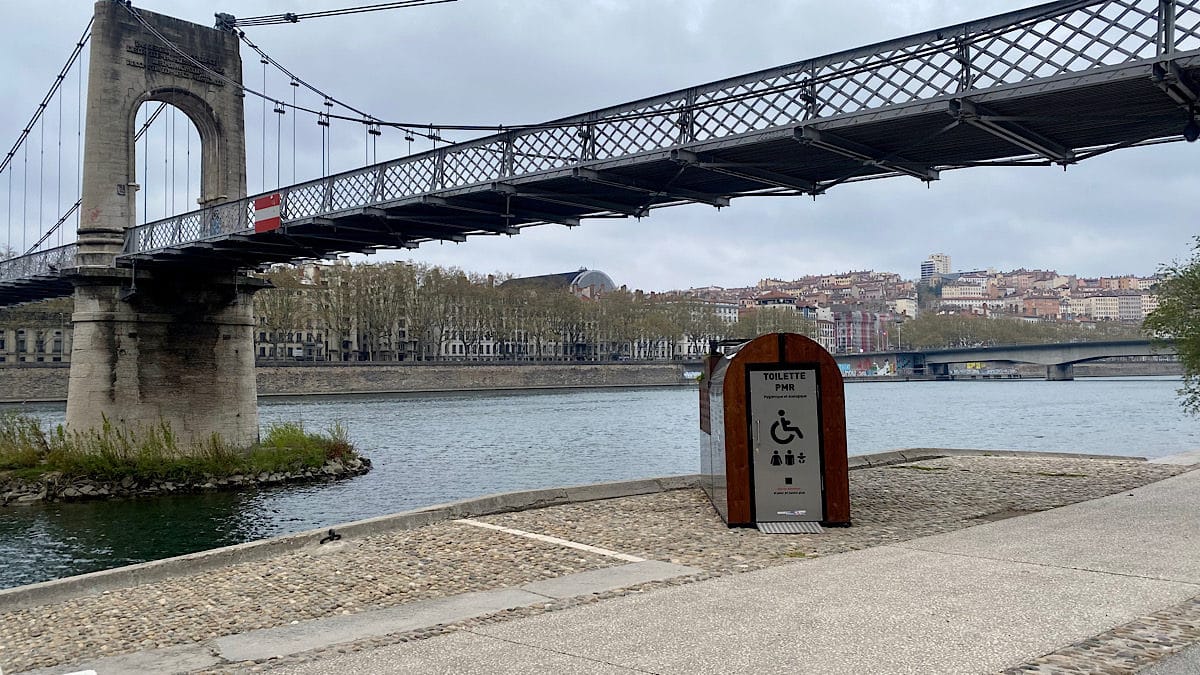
[770,409,803,445]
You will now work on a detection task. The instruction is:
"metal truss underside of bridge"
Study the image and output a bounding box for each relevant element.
[3,0,1200,305]
[0,245,78,305]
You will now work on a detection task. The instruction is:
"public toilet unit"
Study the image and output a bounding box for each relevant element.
[699,333,851,531]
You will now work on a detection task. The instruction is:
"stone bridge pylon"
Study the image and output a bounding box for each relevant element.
[67,1,263,447]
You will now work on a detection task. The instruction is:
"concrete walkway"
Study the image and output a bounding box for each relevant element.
[19,455,1199,674]
[262,462,1200,674]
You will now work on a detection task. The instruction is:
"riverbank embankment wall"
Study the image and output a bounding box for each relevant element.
[0,360,1181,404]
[0,362,696,403]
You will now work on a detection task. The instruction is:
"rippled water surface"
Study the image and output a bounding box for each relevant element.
[2,377,1195,589]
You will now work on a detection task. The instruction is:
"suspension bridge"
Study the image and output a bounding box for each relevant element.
[0,0,1196,445]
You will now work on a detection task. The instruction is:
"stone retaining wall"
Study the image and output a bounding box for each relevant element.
[1014,361,1182,378]
[0,360,1178,404]
[0,364,67,402]
[255,362,692,396]
[0,362,692,403]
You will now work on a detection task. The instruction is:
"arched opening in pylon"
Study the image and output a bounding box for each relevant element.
[132,100,204,226]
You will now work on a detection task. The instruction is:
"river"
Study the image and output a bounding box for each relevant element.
[1,376,1195,589]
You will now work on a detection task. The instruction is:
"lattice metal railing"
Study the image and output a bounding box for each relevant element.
[121,0,1200,255]
[0,244,77,282]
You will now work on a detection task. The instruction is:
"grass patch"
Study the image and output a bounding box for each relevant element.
[0,413,360,483]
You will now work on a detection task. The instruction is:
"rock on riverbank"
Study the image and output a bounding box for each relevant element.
[0,456,371,506]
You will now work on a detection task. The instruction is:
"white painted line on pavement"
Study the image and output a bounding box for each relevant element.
[453,519,646,563]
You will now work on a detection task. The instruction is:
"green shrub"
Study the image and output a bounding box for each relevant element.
[0,412,49,470]
[0,415,359,483]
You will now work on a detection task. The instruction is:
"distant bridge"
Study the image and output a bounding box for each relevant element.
[843,340,1178,380]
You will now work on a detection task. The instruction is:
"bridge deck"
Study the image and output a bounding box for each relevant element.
[0,245,78,305]
[120,55,1197,271]
[907,339,1175,365]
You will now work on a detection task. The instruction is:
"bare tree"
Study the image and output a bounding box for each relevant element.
[482,279,521,359]
[313,263,357,361]
[449,273,492,360]
[404,265,459,361]
[255,266,308,360]
[355,263,413,361]
[732,307,816,338]
[597,289,641,359]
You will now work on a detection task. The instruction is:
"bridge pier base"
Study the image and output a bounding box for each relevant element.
[65,268,268,449]
[1046,363,1075,381]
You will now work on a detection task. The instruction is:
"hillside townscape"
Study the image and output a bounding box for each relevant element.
[0,252,1156,364]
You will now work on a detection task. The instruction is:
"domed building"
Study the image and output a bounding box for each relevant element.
[502,268,617,300]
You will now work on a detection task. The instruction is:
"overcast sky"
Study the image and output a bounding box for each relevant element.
[1,0,1196,291]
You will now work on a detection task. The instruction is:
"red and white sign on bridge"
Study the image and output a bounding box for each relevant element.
[254,193,282,233]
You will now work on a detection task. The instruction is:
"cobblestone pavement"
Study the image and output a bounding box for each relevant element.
[475,455,1183,577]
[999,595,1200,674]
[0,455,1189,674]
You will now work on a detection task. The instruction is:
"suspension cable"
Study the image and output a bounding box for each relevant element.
[186,117,192,206]
[229,0,457,27]
[162,105,168,218]
[56,76,63,246]
[261,56,268,191]
[24,102,166,255]
[6,159,10,256]
[141,106,148,225]
[75,43,83,235]
[0,19,92,178]
[238,32,381,124]
[24,202,80,254]
[120,2,611,143]
[38,111,44,238]
[291,80,298,183]
[276,100,284,188]
[170,107,176,214]
[22,136,28,251]
[126,0,1115,152]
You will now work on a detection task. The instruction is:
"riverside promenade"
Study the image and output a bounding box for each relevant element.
[2,449,1198,674]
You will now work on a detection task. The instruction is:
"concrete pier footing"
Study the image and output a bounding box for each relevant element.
[1046,363,1075,381]
[65,269,266,447]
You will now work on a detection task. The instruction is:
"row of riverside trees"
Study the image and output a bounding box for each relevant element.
[254,262,818,362]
